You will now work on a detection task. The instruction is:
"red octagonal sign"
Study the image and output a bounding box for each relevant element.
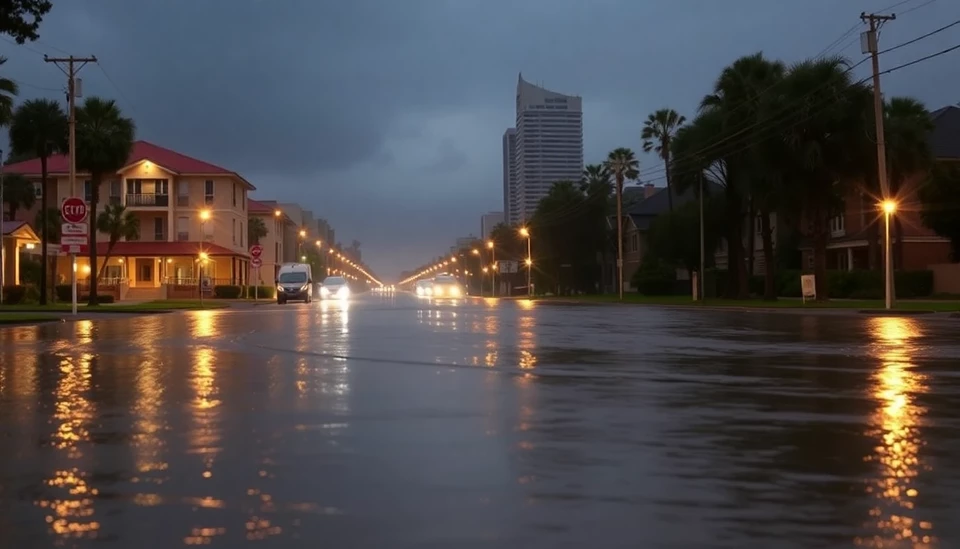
[61,197,88,223]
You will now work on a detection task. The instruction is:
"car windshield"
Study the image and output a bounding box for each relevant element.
[324,277,346,285]
[434,276,456,284]
[278,272,307,283]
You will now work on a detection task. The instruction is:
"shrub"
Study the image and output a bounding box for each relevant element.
[245,285,275,299]
[213,285,243,299]
[55,284,72,302]
[79,294,115,304]
[1,285,28,304]
[632,261,678,296]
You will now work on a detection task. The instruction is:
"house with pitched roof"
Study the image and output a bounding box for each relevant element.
[4,141,255,300]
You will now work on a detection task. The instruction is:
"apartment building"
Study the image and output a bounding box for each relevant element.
[5,140,255,300]
[247,199,287,283]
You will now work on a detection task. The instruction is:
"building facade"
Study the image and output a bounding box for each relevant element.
[4,140,256,300]
[513,73,584,223]
[480,211,504,239]
[247,199,286,283]
[502,128,517,224]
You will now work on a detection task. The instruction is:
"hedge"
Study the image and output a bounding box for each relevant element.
[2,285,29,304]
[245,285,276,299]
[213,285,243,299]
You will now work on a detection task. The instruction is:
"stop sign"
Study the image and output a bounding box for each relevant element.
[61,197,88,223]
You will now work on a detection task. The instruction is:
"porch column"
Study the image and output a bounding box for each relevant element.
[13,242,21,285]
[846,248,854,271]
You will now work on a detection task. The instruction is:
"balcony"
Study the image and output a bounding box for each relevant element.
[126,193,169,207]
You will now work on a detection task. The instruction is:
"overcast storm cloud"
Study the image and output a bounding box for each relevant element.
[2,0,958,277]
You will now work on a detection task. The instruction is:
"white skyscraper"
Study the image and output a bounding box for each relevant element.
[511,73,584,223]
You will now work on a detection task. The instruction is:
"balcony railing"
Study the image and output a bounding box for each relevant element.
[126,193,169,207]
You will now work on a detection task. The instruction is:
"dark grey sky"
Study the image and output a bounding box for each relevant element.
[3,0,958,279]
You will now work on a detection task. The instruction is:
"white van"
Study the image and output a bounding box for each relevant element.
[276,263,314,304]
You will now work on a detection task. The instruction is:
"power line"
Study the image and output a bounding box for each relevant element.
[879,18,959,55]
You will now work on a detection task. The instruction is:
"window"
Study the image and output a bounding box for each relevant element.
[204,180,214,205]
[33,181,42,198]
[232,218,236,243]
[232,182,237,207]
[756,214,763,235]
[83,180,93,202]
[203,217,214,239]
[830,214,845,236]
[176,216,189,241]
[109,180,121,205]
[177,180,189,206]
[240,222,243,247]
[154,217,164,241]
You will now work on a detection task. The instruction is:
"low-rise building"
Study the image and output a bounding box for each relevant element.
[247,199,287,284]
[5,140,255,300]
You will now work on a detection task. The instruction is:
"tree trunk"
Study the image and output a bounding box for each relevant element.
[866,220,880,270]
[813,209,830,300]
[615,176,624,299]
[38,155,49,305]
[760,210,777,301]
[664,155,673,212]
[87,174,101,305]
[50,255,58,302]
[724,191,748,299]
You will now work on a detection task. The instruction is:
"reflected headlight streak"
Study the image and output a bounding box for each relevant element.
[321,286,350,299]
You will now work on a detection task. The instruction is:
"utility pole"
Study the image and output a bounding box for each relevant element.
[861,12,896,309]
[698,171,705,301]
[45,55,97,315]
[860,12,894,198]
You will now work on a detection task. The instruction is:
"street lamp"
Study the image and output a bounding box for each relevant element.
[882,199,897,310]
[486,240,496,296]
[198,251,209,307]
[519,227,531,296]
[198,209,211,302]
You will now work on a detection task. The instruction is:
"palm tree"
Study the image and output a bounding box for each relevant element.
[95,204,139,282]
[34,207,60,300]
[781,56,873,299]
[0,57,19,126]
[641,108,686,212]
[9,99,68,305]
[75,97,135,305]
[248,215,268,244]
[2,173,35,220]
[603,147,640,299]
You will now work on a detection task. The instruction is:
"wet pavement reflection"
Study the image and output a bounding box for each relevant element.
[1,294,959,548]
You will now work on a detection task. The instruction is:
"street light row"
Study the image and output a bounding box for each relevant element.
[399,226,534,296]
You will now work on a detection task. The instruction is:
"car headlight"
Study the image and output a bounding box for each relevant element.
[320,286,330,296]
[450,286,461,297]
[337,286,350,298]
[433,287,443,296]
[301,283,309,292]
[277,285,284,292]
[416,287,424,296]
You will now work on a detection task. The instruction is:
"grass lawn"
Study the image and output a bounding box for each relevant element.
[0,299,229,313]
[537,294,960,312]
[0,312,60,325]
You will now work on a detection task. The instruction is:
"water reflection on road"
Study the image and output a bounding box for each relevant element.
[1,294,959,548]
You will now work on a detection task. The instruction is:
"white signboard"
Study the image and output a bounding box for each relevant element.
[61,235,88,246]
[498,260,518,274]
[801,274,817,303]
[61,222,89,236]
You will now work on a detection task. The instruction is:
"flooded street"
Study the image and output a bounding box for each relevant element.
[1,293,959,548]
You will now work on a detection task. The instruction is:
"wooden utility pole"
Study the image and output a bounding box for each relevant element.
[44,55,97,315]
[44,55,97,197]
[860,12,895,198]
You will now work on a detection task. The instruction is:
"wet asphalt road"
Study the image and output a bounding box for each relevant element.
[1,292,959,548]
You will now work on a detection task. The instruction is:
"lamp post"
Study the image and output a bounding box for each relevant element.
[486,240,496,296]
[882,200,896,310]
[199,209,211,305]
[519,227,531,296]
[298,229,306,258]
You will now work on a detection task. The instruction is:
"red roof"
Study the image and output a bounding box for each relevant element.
[4,140,255,190]
[95,241,244,257]
[248,198,274,214]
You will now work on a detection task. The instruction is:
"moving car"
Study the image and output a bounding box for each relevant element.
[415,279,433,297]
[320,275,350,300]
[430,274,462,298]
[276,263,314,304]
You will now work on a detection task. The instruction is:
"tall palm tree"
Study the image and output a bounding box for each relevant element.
[95,204,139,282]
[2,173,35,220]
[641,108,686,212]
[75,97,135,305]
[603,147,639,299]
[0,57,19,126]
[781,56,873,300]
[9,99,68,304]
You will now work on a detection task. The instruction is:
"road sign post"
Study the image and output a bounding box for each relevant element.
[61,197,88,315]
[249,246,263,301]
